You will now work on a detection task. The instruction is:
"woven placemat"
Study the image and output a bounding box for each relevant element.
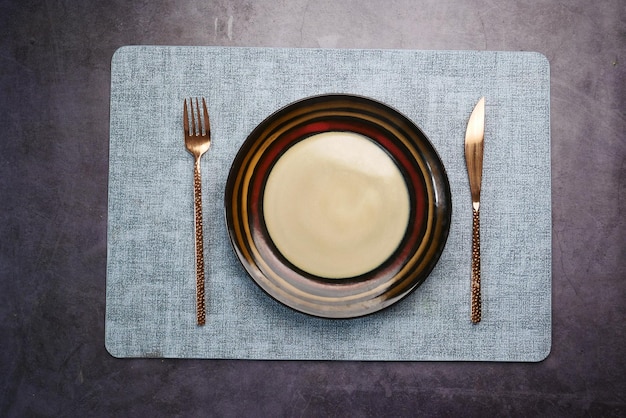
[106,47,551,361]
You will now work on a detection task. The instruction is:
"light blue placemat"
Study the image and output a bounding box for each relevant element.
[106,46,551,361]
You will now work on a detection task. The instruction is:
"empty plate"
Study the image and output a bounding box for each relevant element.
[225,94,451,318]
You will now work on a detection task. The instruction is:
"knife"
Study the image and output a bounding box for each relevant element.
[465,97,485,324]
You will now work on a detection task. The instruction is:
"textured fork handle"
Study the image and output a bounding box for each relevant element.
[193,160,206,326]
[471,207,481,323]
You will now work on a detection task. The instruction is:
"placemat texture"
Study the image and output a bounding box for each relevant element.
[106,46,551,361]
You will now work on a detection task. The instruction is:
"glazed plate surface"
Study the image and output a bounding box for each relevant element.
[225,94,452,318]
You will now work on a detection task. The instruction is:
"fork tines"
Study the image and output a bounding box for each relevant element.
[184,97,210,137]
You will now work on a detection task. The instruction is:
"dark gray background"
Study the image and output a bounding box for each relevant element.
[1,0,624,416]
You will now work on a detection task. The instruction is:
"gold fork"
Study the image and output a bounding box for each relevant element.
[184,97,211,326]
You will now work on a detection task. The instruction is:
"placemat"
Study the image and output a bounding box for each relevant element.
[106,46,551,361]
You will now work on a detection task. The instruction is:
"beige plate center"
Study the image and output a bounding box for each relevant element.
[263,131,410,278]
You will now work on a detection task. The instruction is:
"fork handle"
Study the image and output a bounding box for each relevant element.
[471,207,481,323]
[193,159,206,326]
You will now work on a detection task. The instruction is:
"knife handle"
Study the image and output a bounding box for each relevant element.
[471,207,481,323]
[193,160,206,326]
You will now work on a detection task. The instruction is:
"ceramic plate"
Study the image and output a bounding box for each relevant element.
[225,94,451,318]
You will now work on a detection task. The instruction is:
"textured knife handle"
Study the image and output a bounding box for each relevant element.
[471,207,481,323]
[193,161,206,326]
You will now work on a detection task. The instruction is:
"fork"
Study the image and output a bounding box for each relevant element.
[184,97,211,326]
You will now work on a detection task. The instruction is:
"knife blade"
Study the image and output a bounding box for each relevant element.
[464,97,485,324]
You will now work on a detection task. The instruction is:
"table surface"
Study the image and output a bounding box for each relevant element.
[1,0,624,416]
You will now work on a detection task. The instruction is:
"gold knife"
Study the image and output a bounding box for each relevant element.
[465,97,485,324]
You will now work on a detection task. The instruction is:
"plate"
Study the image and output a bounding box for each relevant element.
[225,94,451,318]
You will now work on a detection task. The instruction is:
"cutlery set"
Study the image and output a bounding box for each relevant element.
[184,96,485,325]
